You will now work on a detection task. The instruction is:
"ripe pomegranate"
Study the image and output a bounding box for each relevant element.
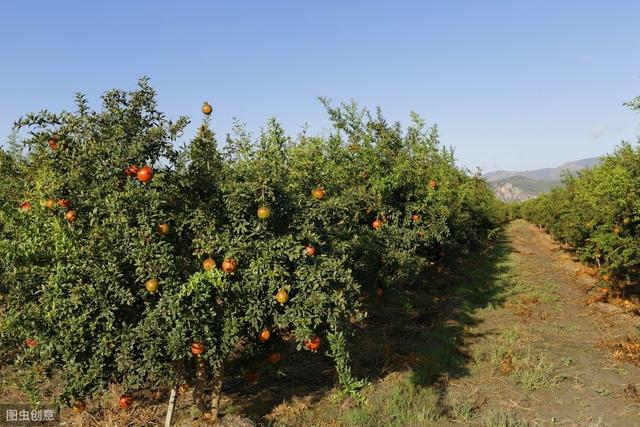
[304,336,321,352]
[65,210,77,222]
[48,136,58,151]
[125,164,139,177]
[244,371,259,384]
[305,245,316,256]
[267,352,282,364]
[118,394,133,409]
[191,342,205,356]
[372,219,383,230]
[137,165,154,183]
[156,223,170,235]
[203,258,216,271]
[258,329,271,342]
[312,187,326,200]
[222,258,237,274]
[72,400,86,414]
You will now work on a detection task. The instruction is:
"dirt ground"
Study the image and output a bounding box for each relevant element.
[267,220,640,426]
[437,219,640,426]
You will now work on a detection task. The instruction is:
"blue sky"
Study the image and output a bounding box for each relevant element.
[1,1,639,172]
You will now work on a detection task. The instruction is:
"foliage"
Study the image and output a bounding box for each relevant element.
[516,108,640,282]
[0,79,502,415]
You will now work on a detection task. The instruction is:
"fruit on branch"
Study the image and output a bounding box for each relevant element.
[221,258,237,274]
[137,165,154,183]
[275,288,289,304]
[257,206,271,219]
[145,278,159,293]
[203,258,216,271]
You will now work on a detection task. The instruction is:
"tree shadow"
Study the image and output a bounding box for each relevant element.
[221,232,515,422]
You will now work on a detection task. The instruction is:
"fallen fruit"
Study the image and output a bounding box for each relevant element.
[72,400,86,414]
[118,395,133,409]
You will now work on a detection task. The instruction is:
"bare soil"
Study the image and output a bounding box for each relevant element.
[268,220,640,426]
[440,219,640,425]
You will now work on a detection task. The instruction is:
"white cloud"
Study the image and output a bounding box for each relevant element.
[589,125,606,139]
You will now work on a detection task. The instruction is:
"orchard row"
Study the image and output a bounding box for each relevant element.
[0,79,503,421]
[514,99,640,285]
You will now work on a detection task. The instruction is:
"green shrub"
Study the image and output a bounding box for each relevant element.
[0,79,502,419]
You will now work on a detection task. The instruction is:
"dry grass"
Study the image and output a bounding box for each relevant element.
[602,337,640,366]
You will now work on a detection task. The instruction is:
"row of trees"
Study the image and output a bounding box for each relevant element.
[515,97,640,284]
[0,79,503,422]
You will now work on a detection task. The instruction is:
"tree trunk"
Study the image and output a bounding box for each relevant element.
[193,357,208,415]
[208,367,224,423]
[192,358,225,424]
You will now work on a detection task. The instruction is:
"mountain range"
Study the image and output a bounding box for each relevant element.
[484,157,602,202]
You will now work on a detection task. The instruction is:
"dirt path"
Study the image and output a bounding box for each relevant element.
[442,220,640,426]
[270,220,640,426]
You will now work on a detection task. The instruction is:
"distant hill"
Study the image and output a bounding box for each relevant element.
[485,157,602,182]
[489,176,560,203]
[485,157,602,202]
